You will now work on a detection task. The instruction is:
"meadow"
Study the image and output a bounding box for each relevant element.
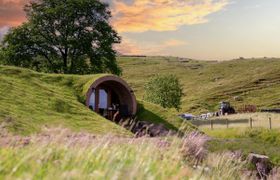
[1,56,280,179]
[191,112,280,129]
[189,112,280,166]
[0,127,249,180]
[205,127,280,166]
[118,56,280,114]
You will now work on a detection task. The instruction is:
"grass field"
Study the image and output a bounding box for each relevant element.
[189,113,280,166]
[204,127,280,166]
[191,113,280,129]
[0,127,245,180]
[1,57,280,178]
[2,56,280,135]
[0,65,191,135]
[118,56,280,114]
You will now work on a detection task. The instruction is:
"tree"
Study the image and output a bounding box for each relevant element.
[1,0,121,75]
[144,74,183,111]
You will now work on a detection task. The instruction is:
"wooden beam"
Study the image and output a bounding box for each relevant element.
[107,89,112,108]
[95,88,99,113]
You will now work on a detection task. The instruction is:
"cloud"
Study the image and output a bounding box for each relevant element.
[0,0,229,33]
[0,0,28,27]
[111,0,229,32]
[115,37,187,55]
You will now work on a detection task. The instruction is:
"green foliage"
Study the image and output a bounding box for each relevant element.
[1,0,121,75]
[144,74,183,111]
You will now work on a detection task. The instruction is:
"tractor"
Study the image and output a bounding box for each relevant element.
[219,101,236,115]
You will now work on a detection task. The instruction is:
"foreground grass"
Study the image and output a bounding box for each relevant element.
[205,128,280,166]
[0,128,244,180]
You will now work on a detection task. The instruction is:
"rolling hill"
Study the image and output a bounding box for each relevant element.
[1,56,279,135]
[118,57,280,114]
[0,65,189,135]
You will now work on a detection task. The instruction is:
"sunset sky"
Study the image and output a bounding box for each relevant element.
[0,0,280,60]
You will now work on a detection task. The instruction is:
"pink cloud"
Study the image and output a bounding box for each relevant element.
[115,37,187,55]
[111,0,229,32]
[0,0,28,27]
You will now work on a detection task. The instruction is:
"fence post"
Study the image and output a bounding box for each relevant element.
[211,120,213,130]
[269,117,272,130]
[250,118,253,128]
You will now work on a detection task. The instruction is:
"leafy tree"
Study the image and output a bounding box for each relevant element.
[1,0,121,75]
[144,74,183,111]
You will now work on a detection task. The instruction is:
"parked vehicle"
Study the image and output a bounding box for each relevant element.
[179,113,195,120]
[219,101,236,115]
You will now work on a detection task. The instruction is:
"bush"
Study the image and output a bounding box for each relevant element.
[144,74,183,111]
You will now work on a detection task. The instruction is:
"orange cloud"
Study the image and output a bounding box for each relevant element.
[0,0,28,27]
[115,37,187,55]
[112,0,229,32]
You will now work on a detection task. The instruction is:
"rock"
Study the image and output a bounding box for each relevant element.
[147,123,169,137]
[116,118,172,138]
[247,153,272,178]
[248,153,269,164]
[233,96,243,101]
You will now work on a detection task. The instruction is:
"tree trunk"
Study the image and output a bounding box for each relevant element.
[63,56,67,73]
[63,48,68,73]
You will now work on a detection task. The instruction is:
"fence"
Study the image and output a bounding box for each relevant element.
[190,117,279,130]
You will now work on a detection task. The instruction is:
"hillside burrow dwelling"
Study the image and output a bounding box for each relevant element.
[85,75,137,120]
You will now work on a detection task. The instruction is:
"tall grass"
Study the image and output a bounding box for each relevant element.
[205,128,280,166]
[0,128,247,179]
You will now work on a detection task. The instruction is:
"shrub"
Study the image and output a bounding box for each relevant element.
[144,74,183,111]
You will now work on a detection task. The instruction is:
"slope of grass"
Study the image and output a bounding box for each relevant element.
[137,101,196,131]
[0,66,129,135]
[0,65,190,135]
[118,57,280,114]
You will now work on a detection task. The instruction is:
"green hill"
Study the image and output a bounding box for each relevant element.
[118,57,280,114]
[0,65,188,135]
[1,56,279,135]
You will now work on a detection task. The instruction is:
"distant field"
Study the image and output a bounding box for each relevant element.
[191,113,280,129]
[118,57,280,114]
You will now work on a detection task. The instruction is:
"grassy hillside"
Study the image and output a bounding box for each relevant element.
[0,65,188,135]
[2,56,279,134]
[118,57,280,114]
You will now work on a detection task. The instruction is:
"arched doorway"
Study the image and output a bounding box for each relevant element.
[86,75,137,120]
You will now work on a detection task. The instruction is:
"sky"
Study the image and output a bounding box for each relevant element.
[0,0,280,60]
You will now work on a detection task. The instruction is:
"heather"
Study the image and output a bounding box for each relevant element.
[0,127,246,180]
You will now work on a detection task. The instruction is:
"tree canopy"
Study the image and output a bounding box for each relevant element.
[144,74,183,111]
[1,0,121,75]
